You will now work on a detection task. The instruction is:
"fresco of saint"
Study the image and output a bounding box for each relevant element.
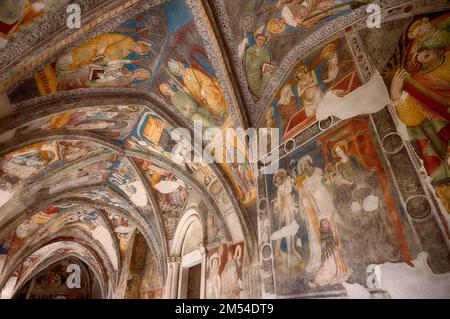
[267,38,361,141]
[159,83,217,128]
[242,31,274,99]
[0,0,69,47]
[167,59,228,122]
[276,0,353,29]
[387,12,450,211]
[56,33,153,72]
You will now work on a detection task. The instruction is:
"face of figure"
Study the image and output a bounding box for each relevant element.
[131,69,152,81]
[323,49,336,61]
[172,66,184,76]
[131,42,152,55]
[412,23,432,38]
[275,171,285,185]
[151,15,161,26]
[335,146,346,159]
[326,165,337,178]
[320,218,330,230]
[256,35,267,47]
[417,49,440,66]
[301,159,314,176]
[159,83,174,96]
[275,19,285,28]
[296,69,311,85]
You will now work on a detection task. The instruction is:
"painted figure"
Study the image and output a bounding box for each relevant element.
[219,246,242,299]
[296,155,337,274]
[389,13,450,211]
[242,32,273,98]
[276,0,352,29]
[167,59,228,121]
[272,169,303,272]
[278,84,299,129]
[295,65,324,117]
[321,43,339,83]
[159,83,217,128]
[313,218,352,286]
[56,33,152,72]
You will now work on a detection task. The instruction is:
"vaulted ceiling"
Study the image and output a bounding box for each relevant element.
[0,0,448,298]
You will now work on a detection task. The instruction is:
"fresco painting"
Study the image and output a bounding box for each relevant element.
[0,0,69,48]
[107,212,135,257]
[384,12,450,214]
[206,242,244,299]
[205,131,257,206]
[14,105,177,161]
[0,140,101,207]
[265,117,417,296]
[136,158,190,239]
[6,204,117,266]
[224,0,367,100]
[10,0,231,126]
[14,258,92,299]
[261,37,362,140]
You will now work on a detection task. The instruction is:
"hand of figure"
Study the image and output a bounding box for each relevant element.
[390,69,410,101]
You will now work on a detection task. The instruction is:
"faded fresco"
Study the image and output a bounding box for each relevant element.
[136,158,190,239]
[14,258,92,299]
[11,0,231,126]
[225,0,367,100]
[6,203,119,270]
[261,37,361,141]
[15,105,175,158]
[125,232,148,299]
[0,0,69,48]
[384,12,450,214]
[264,117,418,296]
[206,242,244,299]
[0,140,102,207]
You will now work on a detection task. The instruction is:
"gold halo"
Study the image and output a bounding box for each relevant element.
[333,141,349,157]
[407,17,430,39]
[267,18,286,35]
[320,43,337,60]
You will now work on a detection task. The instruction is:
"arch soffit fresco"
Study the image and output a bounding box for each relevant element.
[0,92,257,257]
[1,0,447,298]
[2,241,111,298]
[0,235,115,294]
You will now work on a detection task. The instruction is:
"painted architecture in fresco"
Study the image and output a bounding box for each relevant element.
[0,0,449,300]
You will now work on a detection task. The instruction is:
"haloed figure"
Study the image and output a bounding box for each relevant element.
[243,32,273,98]
[159,82,216,128]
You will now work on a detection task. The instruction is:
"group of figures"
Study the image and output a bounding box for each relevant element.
[261,37,361,140]
[233,0,367,100]
[206,243,244,299]
[54,7,168,91]
[268,119,411,295]
[386,12,450,212]
[10,0,231,128]
[0,140,99,207]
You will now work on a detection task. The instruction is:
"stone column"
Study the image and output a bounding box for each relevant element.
[164,256,181,299]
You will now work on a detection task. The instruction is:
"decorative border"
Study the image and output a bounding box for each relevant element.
[0,0,170,93]
[211,0,450,125]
